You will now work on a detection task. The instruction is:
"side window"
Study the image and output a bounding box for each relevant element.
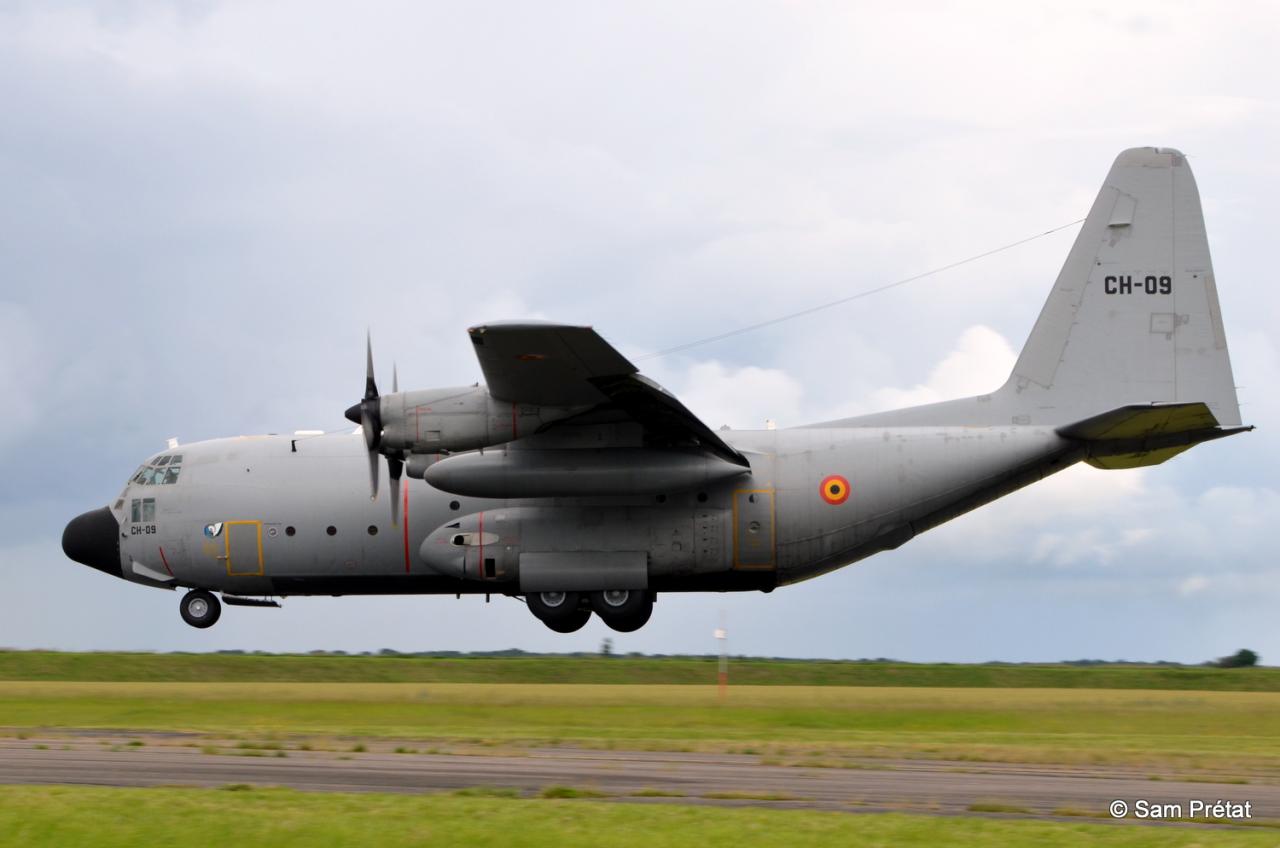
[141,498,156,522]
[131,499,141,523]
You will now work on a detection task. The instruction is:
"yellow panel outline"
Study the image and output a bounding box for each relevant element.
[224,520,264,576]
[732,488,776,571]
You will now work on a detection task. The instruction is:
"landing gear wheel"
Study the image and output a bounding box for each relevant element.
[180,589,222,629]
[526,590,580,619]
[591,590,653,633]
[526,591,591,633]
[541,607,591,633]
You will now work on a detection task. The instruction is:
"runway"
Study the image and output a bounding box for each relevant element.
[0,736,1272,823]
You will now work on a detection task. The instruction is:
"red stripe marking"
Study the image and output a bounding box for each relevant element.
[158,546,173,576]
[477,511,484,582]
[402,481,411,573]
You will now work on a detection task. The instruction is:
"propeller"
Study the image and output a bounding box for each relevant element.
[343,333,404,526]
[387,361,403,527]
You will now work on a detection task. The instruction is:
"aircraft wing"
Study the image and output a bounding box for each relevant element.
[468,322,749,466]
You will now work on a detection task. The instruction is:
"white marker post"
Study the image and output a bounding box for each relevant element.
[715,611,728,702]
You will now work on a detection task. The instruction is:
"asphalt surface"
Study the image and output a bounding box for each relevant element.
[0,736,1273,824]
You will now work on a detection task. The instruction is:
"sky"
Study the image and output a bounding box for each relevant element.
[1,1,1277,662]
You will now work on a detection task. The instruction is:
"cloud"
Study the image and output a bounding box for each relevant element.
[1,2,1277,662]
[866,324,1016,413]
[669,361,805,431]
[0,303,45,449]
[1178,575,1210,596]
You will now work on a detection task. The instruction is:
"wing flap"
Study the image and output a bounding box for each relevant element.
[588,373,749,467]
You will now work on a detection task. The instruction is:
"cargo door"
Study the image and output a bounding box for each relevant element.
[733,490,775,570]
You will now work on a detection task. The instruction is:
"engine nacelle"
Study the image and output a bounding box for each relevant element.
[378,386,584,454]
[423,447,750,498]
[419,506,732,591]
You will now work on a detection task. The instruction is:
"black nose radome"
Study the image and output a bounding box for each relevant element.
[62,507,123,578]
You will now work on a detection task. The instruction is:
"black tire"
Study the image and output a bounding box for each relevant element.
[180,589,221,629]
[592,590,653,633]
[540,607,592,633]
[526,591,582,620]
[589,589,645,618]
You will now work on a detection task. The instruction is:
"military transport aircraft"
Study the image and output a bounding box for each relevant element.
[64,147,1251,633]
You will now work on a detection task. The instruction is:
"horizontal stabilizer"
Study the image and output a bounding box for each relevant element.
[1057,402,1252,469]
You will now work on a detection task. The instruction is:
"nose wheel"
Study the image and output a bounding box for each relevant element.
[180,589,222,629]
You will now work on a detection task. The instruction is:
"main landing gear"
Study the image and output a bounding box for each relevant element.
[525,590,654,633]
[180,589,222,629]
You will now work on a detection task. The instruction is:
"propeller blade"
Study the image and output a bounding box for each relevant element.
[388,455,404,526]
[348,331,387,504]
[365,331,378,400]
[359,332,383,453]
[366,444,380,501]
[392,362,399,394]
[360,402,380,451]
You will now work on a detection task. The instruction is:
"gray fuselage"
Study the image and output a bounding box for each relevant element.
[110,424,1079,598]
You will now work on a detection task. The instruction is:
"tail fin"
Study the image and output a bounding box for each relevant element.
[833,147,1243,430]
[1008,147,1241,426]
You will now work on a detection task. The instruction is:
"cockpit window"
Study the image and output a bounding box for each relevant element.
[133,454,183,485]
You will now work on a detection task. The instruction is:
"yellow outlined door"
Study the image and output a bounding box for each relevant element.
[733,490,775,570]
[224,520,264,576]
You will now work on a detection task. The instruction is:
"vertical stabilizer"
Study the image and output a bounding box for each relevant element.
[827,147,1243,429]
[1007,147,1240,426]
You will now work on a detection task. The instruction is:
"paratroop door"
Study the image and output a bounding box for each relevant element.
[225,520,263,576]
[733,490,775,569]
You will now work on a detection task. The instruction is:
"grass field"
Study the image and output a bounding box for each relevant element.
[0,785,1272,848]
[0,650,1276,689]
[3,681,1276,775]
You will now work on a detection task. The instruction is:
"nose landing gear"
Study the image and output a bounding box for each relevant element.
[180,589,222,629]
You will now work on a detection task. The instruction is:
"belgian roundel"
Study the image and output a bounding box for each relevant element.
[819,475,850,505]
